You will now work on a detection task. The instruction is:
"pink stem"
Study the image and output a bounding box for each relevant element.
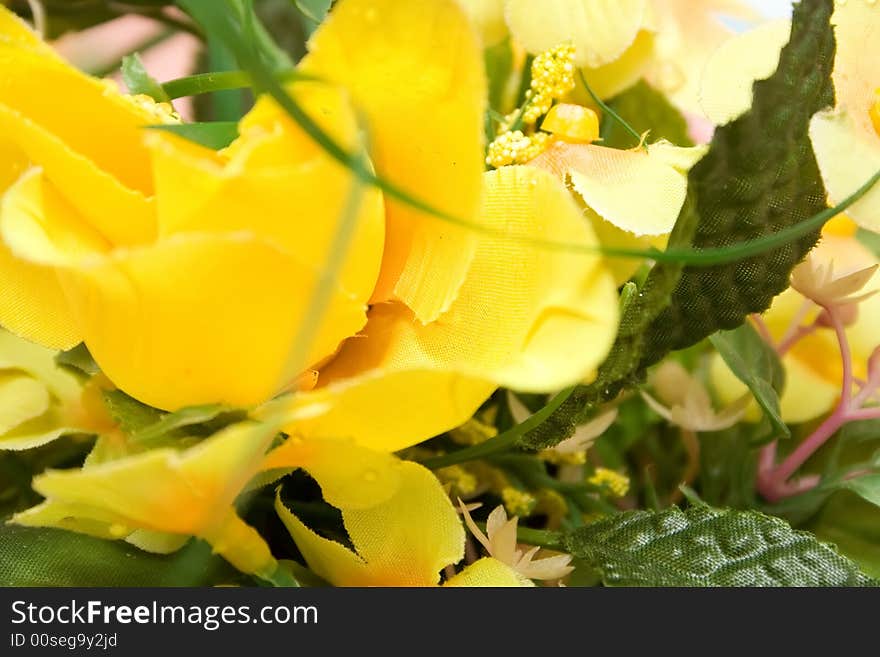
[750,314,774,346]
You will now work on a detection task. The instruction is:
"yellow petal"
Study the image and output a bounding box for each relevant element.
[576,30,656,101]
[0,238,80,349]
[0,6,56,54]
[455,0,508,46]
[0,328,81,402]
[289,167,617,451]
[698,19,790,125]
[1,167,110,266]
[302,0,486,323]
[274,369,493,452]
[444,557,535,586]
[263,436,404,510]
[505,0,648,68]
[276,461,464,586]
[530,141,691,237]
[810,110,880,232]
[57,233,366,410]
[0,373,49,434]
[148,82,384,305]
[0,47,159,245]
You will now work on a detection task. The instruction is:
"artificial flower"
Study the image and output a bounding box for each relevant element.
[276,461,532,586]
[0,1,618,459]
[698,1,880,231]
[712,225,880,424]
[459,501,575,581]
[644,360,748,432]
[0,328,111,450]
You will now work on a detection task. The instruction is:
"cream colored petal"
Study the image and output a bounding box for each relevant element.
[810,110,880,232]
[698,19,791,125]
[505,0,648,68]
[0,373,48,434]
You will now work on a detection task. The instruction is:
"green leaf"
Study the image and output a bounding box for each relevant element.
[55,343,100,377]
[603,80,694,149]
[133,404,244,446]
[148,122,240,149]
[807,490,880,578]
[293,0,332,34]
[710,323,788,441]
[564,505,876,586]
[840,474,880,508]
[121,53,171,102]
[101,390,164,435]
[0,524,242,586]
[522,0,836,449]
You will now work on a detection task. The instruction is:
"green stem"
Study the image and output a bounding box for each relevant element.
[161,69,314,100]
[578,70,643,148]
[421,387,576,469]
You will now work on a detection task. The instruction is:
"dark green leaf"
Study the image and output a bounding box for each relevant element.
[148,122,240,149]
[55,343,100,377]
[710,323,788,441]
[603,80,694,149]
[564,505,875,586]
[0,525,242,586]
[121,53,171,102]
[523,0,836,448]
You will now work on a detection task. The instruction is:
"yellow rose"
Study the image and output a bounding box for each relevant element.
[0,1,618,456]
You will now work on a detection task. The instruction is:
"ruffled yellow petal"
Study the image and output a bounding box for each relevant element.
[444,557,535,587]
[698,19,790,125]
[276,461,464,586]
[148,82,384,305]
[529,141,693,237]
[0,41,159,246]
[263,436,404,510]
[505,0,648,68]
[56,233,366,410]
[302,0,486,324]
[285,167,616,451]
[14,420,278,576]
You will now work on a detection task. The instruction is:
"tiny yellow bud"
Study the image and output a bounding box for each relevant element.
[588,468,630,498]
[450,418,498,445]
[870,88,880,137]
[501,486,537,517]
[541,103,600,143]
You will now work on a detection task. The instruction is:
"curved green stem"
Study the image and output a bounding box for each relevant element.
[420,387,576,469]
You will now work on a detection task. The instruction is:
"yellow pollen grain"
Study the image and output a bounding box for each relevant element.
[587,467,630,498]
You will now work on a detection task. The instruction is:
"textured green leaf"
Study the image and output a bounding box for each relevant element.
[523,0,835,449]
[122,53,171,102]
[0,524,242,586]
[101,390,164,435]
[603,80,694,149]
[710,323,788,441]
[564,505,875,586]
[148,122,240,149]
[293,0,332,34]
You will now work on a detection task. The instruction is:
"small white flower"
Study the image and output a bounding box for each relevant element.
[508,391,616,455]
[458,501,575,581]
[790,254,877,311]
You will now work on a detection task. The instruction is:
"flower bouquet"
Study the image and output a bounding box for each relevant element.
[0,0,879,589]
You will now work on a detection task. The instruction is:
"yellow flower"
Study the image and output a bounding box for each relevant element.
[459,501,575,581]
[529,136,706,284]
[276,461,532,586]
[0,1,618,456]
[712,229,880,424]
[698,2,880,231]
[0,328,111,450]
